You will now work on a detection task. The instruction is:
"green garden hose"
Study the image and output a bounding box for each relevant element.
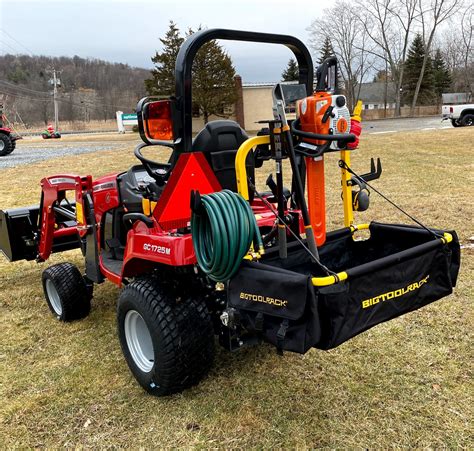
[191,190,263,282]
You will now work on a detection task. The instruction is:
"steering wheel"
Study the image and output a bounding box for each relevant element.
[134,142,172,185]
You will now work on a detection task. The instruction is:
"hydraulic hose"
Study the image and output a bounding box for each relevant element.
[191,190,263,282]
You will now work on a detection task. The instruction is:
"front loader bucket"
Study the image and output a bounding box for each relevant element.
[0,206,39,261]
[228,222,460,353]
[0,204,81,262]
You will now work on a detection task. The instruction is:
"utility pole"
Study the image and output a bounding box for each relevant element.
[53,69,59,131]
[48,68,61,131]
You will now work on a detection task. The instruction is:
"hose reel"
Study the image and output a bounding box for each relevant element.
[190,190,263,282]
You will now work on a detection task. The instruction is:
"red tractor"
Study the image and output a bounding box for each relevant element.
[0,113,22,156]
[0,29,460,396]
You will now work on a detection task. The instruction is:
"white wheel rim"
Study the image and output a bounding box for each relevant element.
[124,310,154,373]
[45,279,63,316]
[0,141,4,151]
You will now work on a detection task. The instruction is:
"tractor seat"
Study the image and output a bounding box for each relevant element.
[192,120,255,194]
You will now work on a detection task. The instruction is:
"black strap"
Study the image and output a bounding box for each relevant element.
[339,160,442,239]
[255,312,264,331]
[248,178,336,277]
[276,319,290,355]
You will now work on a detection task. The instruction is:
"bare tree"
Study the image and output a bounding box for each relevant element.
[308,0,376,111]
[439,6,473,93]
[459,5,473,92]
[410,0,462,112]
[355,0,419,115]
[440,27,464,73]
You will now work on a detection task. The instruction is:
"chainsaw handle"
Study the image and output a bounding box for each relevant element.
[316,56,338,93]
[291,118,356,143]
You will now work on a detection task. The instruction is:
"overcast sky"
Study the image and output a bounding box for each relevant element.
[0,0,325,82]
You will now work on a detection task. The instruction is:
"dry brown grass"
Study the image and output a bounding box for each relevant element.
[0,128,473,447]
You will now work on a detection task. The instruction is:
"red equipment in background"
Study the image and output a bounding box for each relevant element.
[0,105,22,156]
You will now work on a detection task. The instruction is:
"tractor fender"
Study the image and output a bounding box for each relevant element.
[121,223,197,279]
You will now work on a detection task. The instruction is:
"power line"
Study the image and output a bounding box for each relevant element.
[0,81,133,109]
[0,29,34,55]
[0,89,133,111]
[1,80,131,108]
[0,39,20,54]
[0,80,52,98]
[0,89,51,102]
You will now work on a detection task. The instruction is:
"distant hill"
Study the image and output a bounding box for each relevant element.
[0,54,150,126]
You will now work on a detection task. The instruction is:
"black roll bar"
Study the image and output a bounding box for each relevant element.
[174,28,314,155]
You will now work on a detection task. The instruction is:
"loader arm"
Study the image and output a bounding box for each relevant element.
[37,174,92,261]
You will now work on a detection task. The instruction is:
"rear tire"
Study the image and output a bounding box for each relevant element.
[0,133,13,156]
[451,119,461,127]
[461,114,474,126]
[42,263,92,321]
[117,277,215,396]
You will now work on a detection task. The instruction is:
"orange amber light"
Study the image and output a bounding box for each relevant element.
[145,100,174,140]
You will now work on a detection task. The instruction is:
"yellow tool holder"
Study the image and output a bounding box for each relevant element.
[234,133,453,288]
[235,135,270,201]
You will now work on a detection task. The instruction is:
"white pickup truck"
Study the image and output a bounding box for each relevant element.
[442,93,474,127]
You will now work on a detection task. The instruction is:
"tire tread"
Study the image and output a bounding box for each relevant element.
[118,277,215,396]
[42,262,91,321]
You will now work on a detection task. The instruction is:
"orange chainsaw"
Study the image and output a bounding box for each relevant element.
[295,57,355,246]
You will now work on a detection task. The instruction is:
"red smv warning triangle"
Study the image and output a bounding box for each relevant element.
[153,152,221,230]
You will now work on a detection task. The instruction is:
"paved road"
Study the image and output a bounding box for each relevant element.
[0,139,132,170]
[363,116,454,134]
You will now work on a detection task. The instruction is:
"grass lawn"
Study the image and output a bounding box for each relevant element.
[0,128,473,447]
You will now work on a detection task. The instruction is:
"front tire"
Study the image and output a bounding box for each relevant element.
[0,133,13,156]
[117,277,215,396]
[42,263,92,321]
[5,139,16,154]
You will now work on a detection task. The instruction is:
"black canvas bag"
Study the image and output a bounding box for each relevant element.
[228,223,460,354]
[228,261,320,353]
[315,228,459,350]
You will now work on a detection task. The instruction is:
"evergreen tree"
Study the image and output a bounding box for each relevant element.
[281,58,299,81]
[432,48,452,98]
[189,27,238,123]
[145,21,184,97]
[317,36,335,65]
[402,34,435,105]
[146,23,237,124]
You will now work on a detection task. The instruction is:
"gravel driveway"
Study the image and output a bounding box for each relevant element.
[0,140,127,170]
